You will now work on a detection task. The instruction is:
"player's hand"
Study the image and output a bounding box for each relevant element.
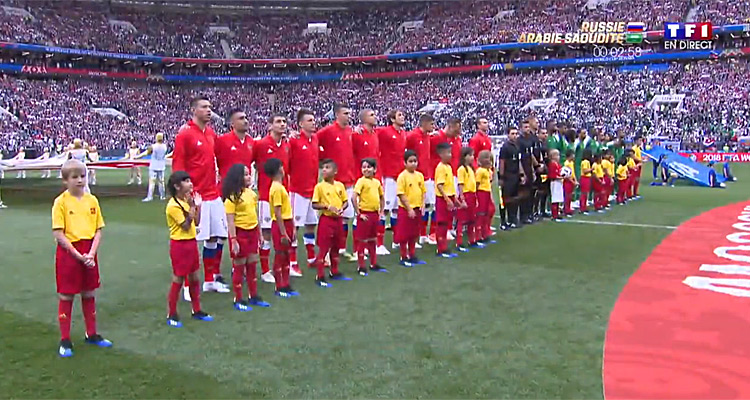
[281,236,291,246]
[446,199,455,211]
[353,125,364,134]
[407,209,416,219]
[231,239,240,256]
[359,213,368,221]
[82,253,95,268]
[287,129,300,139]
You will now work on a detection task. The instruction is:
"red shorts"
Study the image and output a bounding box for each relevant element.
[170,239,200,277]
[355,211,379,241]
[56,239,100,294]
[477,190,491,215]
[457,192,477,223]
[395,207,421,243]
[230,227,259,258]
[317,214,343,249]
[435,196,456,224]
[271,219,295,252]
[580,176,592,193]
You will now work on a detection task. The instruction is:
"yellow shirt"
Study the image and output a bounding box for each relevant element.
[616,164,629,181]
[457,165,477,193]
[396,170,426,209]
[627,158,636,169]
[592,162,605,179]
[632,145,642,162]
[52,190,105,243]
[224,189,258,230]
[166,197,195,240]
[475,167,492,192]
[564,160,575,171]
[312,180,348,217]
[354,177,383,212]
[601,159,613,177]
[269,181,293,221]
[435,162,456,197]
[581,159,592,177]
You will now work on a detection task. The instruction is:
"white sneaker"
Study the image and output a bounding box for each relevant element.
[0,203,7,209]
[261,271,276,283]
[183,287,191,302]
[202,281,216,292]
[426,234,437,245]
[447,230,456,240]
[159,196,166,200]
[214,281,231,293]
[392,242,400,249]
[290,265,303,277]
[142,197,153,202]
[415,242,423,249]
[419,236,429,244]
[375,245,390,255]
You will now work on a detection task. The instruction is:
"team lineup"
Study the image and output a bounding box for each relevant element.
[50,95,645,358]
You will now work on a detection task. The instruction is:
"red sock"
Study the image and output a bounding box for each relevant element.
[203,257,214,283]
[340,227,348,252]
[467,223,475,244]
[367,241,377,266]
[377,223,385,247]
[305,243,315,262]
[215,247,223,276]
[456,220,464,246]
[82,296,97,337]
[188,279,201,313]
[419,218,427,237]
[232,262,244,301]
[357,241,366,269]
[290,245,298,267]
[273,252,283,291]
[552,203,560,218]
[58,299,73,341]
[399,242,408,259]
[330,248,340,275]
[246,262,258,298]
[281,255,290,288]
[429,212,436,236]
[436,223,448,253]
[168,282,181,315]
[408,239,416,258]
[260,247,271,274]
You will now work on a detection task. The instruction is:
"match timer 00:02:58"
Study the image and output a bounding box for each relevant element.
[591,45,643,58]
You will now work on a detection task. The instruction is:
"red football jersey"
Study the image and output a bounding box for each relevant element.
[548,160,562,179]
[288,132,319,198]
[377,125,406,179]
[469,131,493,168]
[172,120,220,201]
[215,130,254,180]
[432,129,463,175]
[316,121,356,186]
[252,134,290,201]
[406,127,434,180]
[352,125,381,179]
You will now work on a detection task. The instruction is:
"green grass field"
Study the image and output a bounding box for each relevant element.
[1,166,747,399]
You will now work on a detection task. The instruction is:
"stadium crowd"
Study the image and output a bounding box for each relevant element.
[0,0,719,58]
[1,59,748,157]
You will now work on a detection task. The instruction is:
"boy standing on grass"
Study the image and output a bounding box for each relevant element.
[434,143,458,258]
[265,158,299,298]
[312,159,352,287]
[52,159,112,358]
[352,158,388,276]
[396,150,426,267]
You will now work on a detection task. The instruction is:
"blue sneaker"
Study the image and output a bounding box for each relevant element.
[286,287,300,296]
[369,265,389,273]
[249,297,271,307]
[316,277,332,288]
[166,315,183,328]
[437,252,458,258]
[457,246,470,253]
[410,257,426,265]
[483,239,497,244]
[58,339,73,358]
[233,300,252,312]
[357,268,369,277]
[399,259,414,268]
[470,242,486,249]
[275,290,293,298]
[84,334,113,348]
[192,311,214,322]
[329,272,352,281]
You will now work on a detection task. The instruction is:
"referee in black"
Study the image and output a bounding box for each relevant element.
[498,127,524,229]
[518,119,537,225]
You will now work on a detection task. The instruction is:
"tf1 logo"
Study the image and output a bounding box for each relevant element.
[664,22,713,40]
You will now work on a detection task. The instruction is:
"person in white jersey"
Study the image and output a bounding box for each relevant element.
[88,145,99,185]
[13,147,26,179]
[126,141,142,185]
[38,147,52,179]
[139,133,168,202]
[67,139,92,193]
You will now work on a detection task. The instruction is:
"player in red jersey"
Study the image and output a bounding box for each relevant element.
[406,113,436,245]
[352,108,387,255]
[469,117,493,168]
[378,109,407,250]
[428,118,463,243]
[173,96,230,300]
[288,108,320,276]
[252,113,291,284]
[316,104,357,262]
[215,109,254,181]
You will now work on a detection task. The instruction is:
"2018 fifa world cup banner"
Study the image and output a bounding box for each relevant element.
[680,153,750,163]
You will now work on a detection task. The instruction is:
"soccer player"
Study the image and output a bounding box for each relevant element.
[475,150,494,242]
[579,150,594,214]
[352,158,386,276]
[165,170,214,328]
[616,157,630,204]
[518,119,538,225]
[469,117,493,169]
[312,159,352,286]
[215,109,254,182]
[288,109,320,277]
[316,104,357,262]
[533,127,549,219]
[498,127,523,228]
[378,109,407,249]
[139,133,168,202]
[52,159,112,357]
[435,143,458,258]
[352,109,386,255]
[631,136,644,199]
[126,141,142,186]
[548,149,564,221]
[456,147,480,252]
[265,158,298,298]
[87,145,99,186]
[396,150,426,267]
[407,113,436,246]
[223,164,271,311]
[253,113,291,284]
[13,147,26,179]
[173,96,230,299]
[563,149,578,216]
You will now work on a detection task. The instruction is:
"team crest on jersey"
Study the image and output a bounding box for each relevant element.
[336,136,341,142]
[265,217,272,222]
[295,216,301,221]
[302,145,307,150]
[267,149,273,154]
[90,207,96,215]
[231,146,237,151]
[364,141,369,146]
[197,141,203,146]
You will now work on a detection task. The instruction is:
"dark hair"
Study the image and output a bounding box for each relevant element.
[603,149,612,156]
[419,113,434,125]
[476,116,488,126]
[167,170,192,214]
[333,103,349,115]
[228,108,244,121]
[447,117,461,126]
[297,108,314,124]
[361,158,377,169]
[565,149,575,159]
[190,95,209,108]
[404,149,417,162]
[268,112,287,124]
[522,118,530,125]
[593,153,602,163]
[320,158,337,169]
[263,158,283,178]
[387,109,402,124]
[507,127,518,135]
[583,149,593,162]
[459,147,474,171]
[618,156,629,166]
[222,163,247,203]
[436,142,451,153]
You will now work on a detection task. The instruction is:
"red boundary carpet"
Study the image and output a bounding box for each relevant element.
[603,201,750,399]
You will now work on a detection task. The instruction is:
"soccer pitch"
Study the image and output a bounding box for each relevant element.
[1,166,748,399]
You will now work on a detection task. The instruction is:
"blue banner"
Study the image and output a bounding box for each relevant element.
[644,145,726,188]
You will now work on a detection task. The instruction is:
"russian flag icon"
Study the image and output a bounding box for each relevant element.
[627,22,646,32]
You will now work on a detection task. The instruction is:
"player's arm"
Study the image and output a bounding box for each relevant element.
[172,133,188,171]
[435,178,453,209]
[456,170,467,208]
[225,201,237,241]
[351,183,361,217]
[273,205,288,243]
[340,186,349,212]
[378,185,385,216]
[52,229,87,263]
